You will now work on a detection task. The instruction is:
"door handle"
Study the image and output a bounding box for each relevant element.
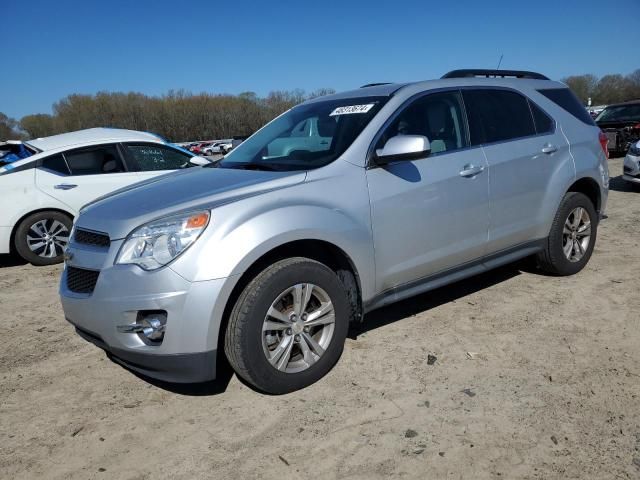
[459,164,485,177]
[541,144,558,154]
[54,184,78,190]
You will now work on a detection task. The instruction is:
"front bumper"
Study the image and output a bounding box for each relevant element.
[60,240,234,383]
[74,324,217,383]
[623,153,640,184]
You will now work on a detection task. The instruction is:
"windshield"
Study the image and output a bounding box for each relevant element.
[216,96,388,171]
[595,104,640,123]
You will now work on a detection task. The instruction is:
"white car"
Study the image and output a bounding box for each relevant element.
[0,128,208,265]
[623,140,640,186]
[203,141,232,155]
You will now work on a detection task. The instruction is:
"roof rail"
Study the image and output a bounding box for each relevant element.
[360,82,392,88]
[442,69,549,80]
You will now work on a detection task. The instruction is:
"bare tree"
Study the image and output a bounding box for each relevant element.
[0,112,22,140]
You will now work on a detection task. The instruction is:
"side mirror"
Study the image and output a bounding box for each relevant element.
[189,156,211,166]
[374,135,431,165]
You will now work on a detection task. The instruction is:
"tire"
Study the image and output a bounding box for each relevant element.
[536,192,597,276]
[224,257,352,394]
[14,211,72,266]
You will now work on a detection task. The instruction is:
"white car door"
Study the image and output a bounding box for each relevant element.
[121,142,196,181]
[35,144,140,213]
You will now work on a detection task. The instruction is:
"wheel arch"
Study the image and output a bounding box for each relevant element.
[216,239,363,356]
[567,176,602,212]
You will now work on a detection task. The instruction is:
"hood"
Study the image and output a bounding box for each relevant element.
[78,166,306,239]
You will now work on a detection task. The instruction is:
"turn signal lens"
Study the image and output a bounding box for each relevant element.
[186,213,209,229]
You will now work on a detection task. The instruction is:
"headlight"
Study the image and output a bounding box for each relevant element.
[629,142,640,156]
[115,211,210,270]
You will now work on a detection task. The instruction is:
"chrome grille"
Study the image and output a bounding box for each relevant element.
[74,228,110,248]
[66,266,100,294]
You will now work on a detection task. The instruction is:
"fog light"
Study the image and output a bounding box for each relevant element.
[141,316,165,341]
[117,311,167,344]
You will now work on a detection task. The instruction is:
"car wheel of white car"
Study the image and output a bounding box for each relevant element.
[224,257,351,394]
[14,211,72,266]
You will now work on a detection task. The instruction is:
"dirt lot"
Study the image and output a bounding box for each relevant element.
[1,157,639,479]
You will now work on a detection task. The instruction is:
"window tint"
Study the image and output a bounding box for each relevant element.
[64,146,124,175]
[529,101,554,134]
[377,91,468,154]
[538,88,596,126]
[41,154,70,175]
[463,89,536,145]
[126,144,192,171]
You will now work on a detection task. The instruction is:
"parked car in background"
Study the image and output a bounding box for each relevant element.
[203,141,232,155]
[623,140,640,186]
[61,69,608,394]
[231,135,249,150]
[0,128,208,265]
[0,140,38,163]
[188,143,207,154]
[595,100,640,156]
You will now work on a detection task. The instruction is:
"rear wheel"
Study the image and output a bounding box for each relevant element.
[537,192,597,276]
[224,258,351,394]
[14,211,72,266]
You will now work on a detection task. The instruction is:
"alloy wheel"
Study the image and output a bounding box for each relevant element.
[26,219,70,259]
[262,283,335,373]
[562,207,591,262]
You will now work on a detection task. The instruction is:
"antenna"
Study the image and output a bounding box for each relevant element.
[496,54,504,70]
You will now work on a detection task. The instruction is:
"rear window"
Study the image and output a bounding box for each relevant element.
[538,88,596,126]
[462,89,536,145]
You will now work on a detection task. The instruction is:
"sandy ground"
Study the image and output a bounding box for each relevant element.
[1,157,639,480]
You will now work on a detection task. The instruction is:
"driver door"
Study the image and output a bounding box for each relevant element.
[366,90,490,292]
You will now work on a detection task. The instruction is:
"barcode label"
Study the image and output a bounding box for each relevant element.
[329,104,375,116]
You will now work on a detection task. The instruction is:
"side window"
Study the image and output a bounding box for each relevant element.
[41,154,71,175]
[538,88,596,126]
[64,145,125,175]
[529,101,554,135]
[463,89,536,145]
[125,144,192,171]
[377,91,468,154]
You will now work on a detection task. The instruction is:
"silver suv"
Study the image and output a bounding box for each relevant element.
[60,70,609,394]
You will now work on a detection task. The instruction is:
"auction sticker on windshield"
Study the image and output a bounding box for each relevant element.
[330,104,375,116]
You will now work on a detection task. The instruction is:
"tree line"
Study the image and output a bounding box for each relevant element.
[1,88,334,142]
[562,69,640,106]
[1,69,639,142]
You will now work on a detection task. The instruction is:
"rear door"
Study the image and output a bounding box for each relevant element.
[462,88,571,254]
[35,144,140,213]
[121,142,195,181]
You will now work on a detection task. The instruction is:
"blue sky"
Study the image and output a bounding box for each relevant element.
[2,0,638,119]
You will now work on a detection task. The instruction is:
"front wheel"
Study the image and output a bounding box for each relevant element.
[536,192,597,276]
[14,211,72,266]
[224,258,351,394]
